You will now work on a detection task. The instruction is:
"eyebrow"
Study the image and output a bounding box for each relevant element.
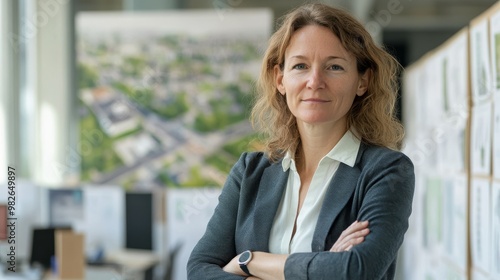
[289,55,347,61]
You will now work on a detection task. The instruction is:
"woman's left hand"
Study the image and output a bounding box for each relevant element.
[330,220,370,252]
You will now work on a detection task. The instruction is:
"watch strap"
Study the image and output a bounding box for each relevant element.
[239,263,252,276]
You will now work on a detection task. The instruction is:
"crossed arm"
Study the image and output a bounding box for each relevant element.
[222,221,370,279]
[187,151,414,280]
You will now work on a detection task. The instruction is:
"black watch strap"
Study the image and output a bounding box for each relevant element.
[240,264,252,276]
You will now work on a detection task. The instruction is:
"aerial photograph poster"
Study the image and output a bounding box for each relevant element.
[76,9,272,189]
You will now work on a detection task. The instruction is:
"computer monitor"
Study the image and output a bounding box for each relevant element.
[29,227,70,269]
[125,192,153,250]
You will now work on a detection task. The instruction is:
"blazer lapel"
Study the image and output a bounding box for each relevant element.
[311,145,364,251]
[252,162,288,251]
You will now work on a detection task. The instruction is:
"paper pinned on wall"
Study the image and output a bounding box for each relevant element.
[470,178,491,274]
[426,29,469,174]
[471,19,493,105]
[472,268,491,280]
[471,102,493,176]
[491,181,500,278]
[414,64,428,131]
[439,124,467,173]
[444,29,469,116]
[423,176,443,250]
[442,175,468,271]
[422,255,443,280]
[490,9,500,95]
[442,263,467,280]
[493,100,500,180]
[490,10,500,181]
[436,29,469,115]
[402,64,419,140]
[424,53,445,128]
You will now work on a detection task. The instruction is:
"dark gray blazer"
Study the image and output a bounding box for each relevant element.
[187,143,415,280]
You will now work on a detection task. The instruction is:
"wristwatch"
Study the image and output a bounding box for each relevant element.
[238,250,253,276]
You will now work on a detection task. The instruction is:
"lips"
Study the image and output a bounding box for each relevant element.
[301,98,330,102]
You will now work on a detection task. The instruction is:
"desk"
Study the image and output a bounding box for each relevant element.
[105,249,159,280]
[43,266,122,280]
[0,266,121,280]
[105,248,159,272]
[39,249,159,280]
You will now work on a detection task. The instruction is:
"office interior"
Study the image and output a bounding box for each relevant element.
[1,0,500,279]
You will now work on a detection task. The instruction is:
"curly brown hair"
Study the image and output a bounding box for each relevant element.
[251,3,404,162]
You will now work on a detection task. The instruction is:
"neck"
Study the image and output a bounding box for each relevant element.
[295,122,348,175]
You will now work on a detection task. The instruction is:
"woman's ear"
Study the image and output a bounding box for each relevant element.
[274,64,286,95]
[356,69,371,96]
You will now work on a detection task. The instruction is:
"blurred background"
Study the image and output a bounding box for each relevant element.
[1,0,499,279]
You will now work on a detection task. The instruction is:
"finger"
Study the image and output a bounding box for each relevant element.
[330,228,370,252]
[348,220,369,232]
[344,237,365,252]
[339,221,369,239]
[330,221,369,252]
[339,228,370,247]
[335,236,365,251]
[336,223,369,247]
[349,228,370,239]
[330,237,361,252]
[337,221,358,240]
[339,236,365,252]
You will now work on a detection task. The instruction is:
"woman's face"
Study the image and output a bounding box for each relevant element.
[275,24,369,129]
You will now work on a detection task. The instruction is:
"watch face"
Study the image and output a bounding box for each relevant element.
[239,251,251,264]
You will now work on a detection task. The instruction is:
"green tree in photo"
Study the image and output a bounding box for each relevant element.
[181,166,218,187]
[79,107,124,181]
[152,91,189,119]
[78,63,98,89]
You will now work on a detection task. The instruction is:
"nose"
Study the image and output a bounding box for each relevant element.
[306,68,325,90]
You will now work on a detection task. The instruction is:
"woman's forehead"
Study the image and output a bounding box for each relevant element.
[284,25,353,61]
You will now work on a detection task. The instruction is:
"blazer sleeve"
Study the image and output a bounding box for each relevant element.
[284,151,415,280]
[186,153,250,280]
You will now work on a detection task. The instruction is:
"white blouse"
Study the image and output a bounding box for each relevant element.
[268,130,361,254]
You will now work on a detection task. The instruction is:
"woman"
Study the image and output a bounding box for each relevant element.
[187,3,414,279]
